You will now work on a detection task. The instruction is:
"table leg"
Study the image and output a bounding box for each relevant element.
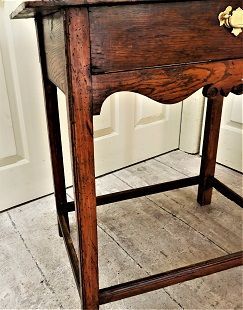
[35,18,70,236]
[65,8,99,309]
[197,95,224,206]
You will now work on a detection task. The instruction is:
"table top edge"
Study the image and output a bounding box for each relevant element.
[11,0,208,19]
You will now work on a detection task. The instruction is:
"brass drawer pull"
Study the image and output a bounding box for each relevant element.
[219,6,243,36]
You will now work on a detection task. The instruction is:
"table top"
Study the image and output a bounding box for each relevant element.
[11,0,206,19]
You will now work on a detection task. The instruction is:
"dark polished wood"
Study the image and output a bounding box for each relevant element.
[11,1,243,309]
[210,177,243,207]
[64,176,200,213]
[64,8,99,309]
[99,251,243,304]
[197,94,224,205]
[11,0,228,19]
[63,173,243,214]
[35,17,70,235]
[90,1,243,73]
[92,59,243,115]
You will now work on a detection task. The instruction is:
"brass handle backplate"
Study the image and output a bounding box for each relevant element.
[218,6,243,36]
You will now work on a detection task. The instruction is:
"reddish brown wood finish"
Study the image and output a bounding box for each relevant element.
[197,94,224,205]
[35,17,70,235]
[92,59,243,115]
[64,7,99,309]
[99,251,243,304]
[89,1,243,73]
[11,0,221,19]
[65,176,200,212]
[11,1,243,309]
[33,7,243,115]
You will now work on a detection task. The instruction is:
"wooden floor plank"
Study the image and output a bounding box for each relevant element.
[67,151,242,308]
[156,150,242,194]
[2,151,241,309]
[114,155,242,253]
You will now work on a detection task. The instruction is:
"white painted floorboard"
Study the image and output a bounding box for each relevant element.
[0,151,242,309]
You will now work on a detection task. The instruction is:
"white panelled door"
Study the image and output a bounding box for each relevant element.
[0,1,54,210]
[0,2,182,210]
[198,93,243,173]
[217,94,243,172]
[94,93,182,176]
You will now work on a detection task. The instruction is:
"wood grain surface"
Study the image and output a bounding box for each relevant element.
[10,1,243,308]
[11,0,225,19]
[35,17,70,235]
[99,251,243,304]
[43,11,67,93]
[90,1,243,73]
[92,59,243,115]
[197,95,224,205]
[64,7,99,309]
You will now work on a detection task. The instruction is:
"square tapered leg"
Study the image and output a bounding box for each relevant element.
[198,95,224,206]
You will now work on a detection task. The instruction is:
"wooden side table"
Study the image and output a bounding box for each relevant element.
[11,1,243,309]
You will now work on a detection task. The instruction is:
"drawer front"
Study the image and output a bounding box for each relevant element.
[90,0,243,74]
